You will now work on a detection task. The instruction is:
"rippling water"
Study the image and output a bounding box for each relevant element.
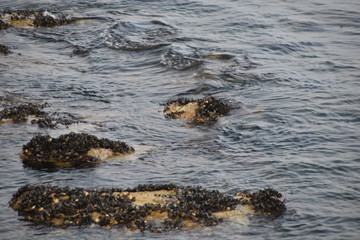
[1,0,359,239]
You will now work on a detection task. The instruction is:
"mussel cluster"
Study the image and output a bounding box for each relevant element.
[32,11,71,27]
[0,18,11,30]
[248,188,285,218]
[0,103,78,128]
[0,103,47,122]
[9,184,285,232]
[20,132,135,168]
[164,97,231,124]
[0,43,11,54]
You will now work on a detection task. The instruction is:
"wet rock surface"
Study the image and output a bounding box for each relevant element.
[20,132,135,168]
[164,97,231,125]
[0,44,11,54]
[9,184,285,232]
[0,103,78,128]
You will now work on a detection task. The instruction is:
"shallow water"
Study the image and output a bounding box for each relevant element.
[1,0,360,239]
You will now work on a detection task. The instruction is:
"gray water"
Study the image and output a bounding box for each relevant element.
[1,0,359,239]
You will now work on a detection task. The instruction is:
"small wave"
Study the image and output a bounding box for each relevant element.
[195,51,260,83]
[161,45,202,70]
[278,18,324,32]
[103,20,177,51]
[260,42,305,55]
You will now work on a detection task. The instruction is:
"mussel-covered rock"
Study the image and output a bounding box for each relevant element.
[0,103,78,128]
[164,97,231,124]
[0,44,12,54]
[0,19,11,30]
[9,184,285,232]
[0,103,47,122]
[20,132,135,168]
[0,10,99,29]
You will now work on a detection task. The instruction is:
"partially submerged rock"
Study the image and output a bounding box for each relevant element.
[164,97,231,124]
[0,18,11,30]
[9,184,285,232]
[0,103,47,122]
[0,10,100,29]
[20,132,135,168]
[0,103,78,128]
[0,44,12,54]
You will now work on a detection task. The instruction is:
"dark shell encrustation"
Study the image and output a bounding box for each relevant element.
[9,184,285,232]
[164,97,231,124]
[20,132,134,168]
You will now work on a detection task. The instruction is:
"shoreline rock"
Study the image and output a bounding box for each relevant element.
[9,184,285,232]
[20,132,135,168]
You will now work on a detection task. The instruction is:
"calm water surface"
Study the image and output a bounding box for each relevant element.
[1,0,359,239]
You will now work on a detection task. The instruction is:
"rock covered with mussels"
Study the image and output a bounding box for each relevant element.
[164,97,231,125]
[0,9,101,29]
[20,132,134,168]
[0,103,78,128]
[9,184,285,232]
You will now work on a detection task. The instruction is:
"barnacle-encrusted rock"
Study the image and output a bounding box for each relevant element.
[164,97,231,124]
[0,103,78,128]
[0,44,12,54]
[9,184,285,232]
[20,132,135,168]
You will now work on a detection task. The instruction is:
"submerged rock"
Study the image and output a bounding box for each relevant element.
[0,103,78,128]
[164,97,231,125]
[9,184,285,232]
[0,44,12,54]
[104,20,176,51]
[20,132,134,168]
